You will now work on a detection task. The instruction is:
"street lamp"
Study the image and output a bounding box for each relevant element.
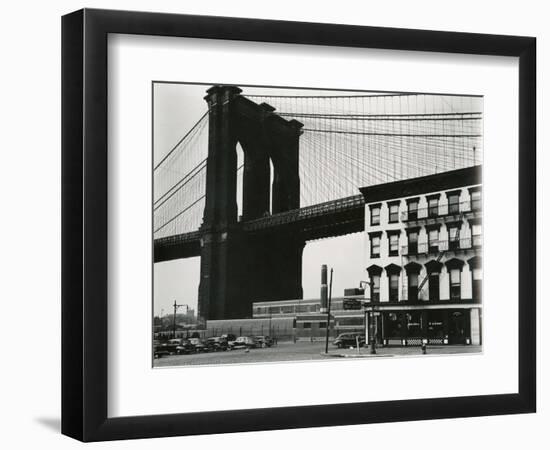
[172,300,189,339]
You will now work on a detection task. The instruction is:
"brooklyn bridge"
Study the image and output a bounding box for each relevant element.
[153,85,482,322]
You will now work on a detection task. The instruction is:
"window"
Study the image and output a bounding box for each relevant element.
[471,223,482,247]
[471,189,482,211]
[370,205,381,225]
[428,197,439,217]
[389,274,399,301]
[389,233,399,256]
[448,225,460,250]
[472,267,482,300]
[407,199,419,220]
[408,272,418,302]
[388,202,399,223]
[371,235,381,258]
[429,273,440,301]
[303,322,311,329]
[428,229,439,253]
[408,231,418,254]
[371,275,380,302]
[450,269,461,300]
[319,322,327,329]
[448,192,460,214]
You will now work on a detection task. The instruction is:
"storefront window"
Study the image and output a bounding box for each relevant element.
[449,310,468,344]
[406,312,422,337]
[384,312,402,339]
[427,310,446,340]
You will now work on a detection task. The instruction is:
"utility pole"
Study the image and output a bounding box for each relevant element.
[324,268,333,354]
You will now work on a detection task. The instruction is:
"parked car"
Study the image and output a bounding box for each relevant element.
[153,340,170,358]
[333,333,366,348]
[253,336,273,348]
[231,336,256,349]
[175,340,195,355]
[206,337,229,352]
[188,337,208,352]
[221,334,237,348]
[159,338,184,355]
[221,333,236,343]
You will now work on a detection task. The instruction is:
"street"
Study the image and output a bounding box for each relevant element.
[153,341,482,367]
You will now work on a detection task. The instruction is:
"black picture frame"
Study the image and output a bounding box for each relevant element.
[62,8,536,442]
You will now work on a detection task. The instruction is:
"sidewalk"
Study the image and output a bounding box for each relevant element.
[323,344,482,358]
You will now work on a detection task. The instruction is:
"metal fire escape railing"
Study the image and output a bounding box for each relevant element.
[416,212,464,294]
[400,200,475,222]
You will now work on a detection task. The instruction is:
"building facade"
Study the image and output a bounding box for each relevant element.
[360,166,482,346]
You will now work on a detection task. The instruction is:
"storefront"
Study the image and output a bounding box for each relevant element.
[378,308,480,346]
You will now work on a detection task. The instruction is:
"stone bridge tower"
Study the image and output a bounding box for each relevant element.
[198,85,304,321]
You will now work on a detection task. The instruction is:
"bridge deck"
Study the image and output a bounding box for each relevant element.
[154,195,365,262]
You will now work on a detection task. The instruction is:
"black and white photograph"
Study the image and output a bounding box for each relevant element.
[152,83,483,367]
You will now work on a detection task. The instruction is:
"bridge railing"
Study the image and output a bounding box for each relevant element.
[242,194,364,231]
[153,230,202,246]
